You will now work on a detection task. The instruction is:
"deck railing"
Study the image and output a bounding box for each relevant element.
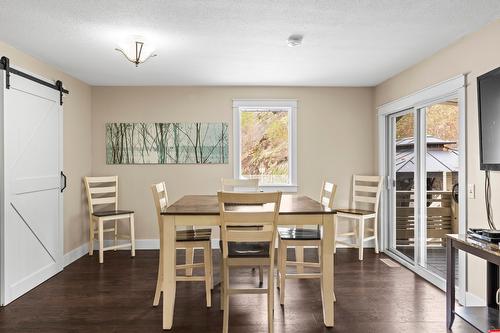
[396,190,457,246]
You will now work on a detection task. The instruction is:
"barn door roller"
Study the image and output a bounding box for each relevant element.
[0,56,69,105]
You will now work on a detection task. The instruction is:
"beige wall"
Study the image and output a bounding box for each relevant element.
[91,86,374,240]
[374,19,500,302]
[0,41,92,254]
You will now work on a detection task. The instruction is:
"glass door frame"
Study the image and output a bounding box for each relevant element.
[387,108,418,264]
[377,75,467,304]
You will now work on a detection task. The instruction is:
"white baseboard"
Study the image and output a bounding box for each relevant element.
[465,291,486,307]
[93,238,220,250]
[66,237,374,268]
[90,238,376,251]
[63,243,88,267]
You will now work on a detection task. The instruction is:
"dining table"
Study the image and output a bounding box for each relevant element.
[159,194,336,330]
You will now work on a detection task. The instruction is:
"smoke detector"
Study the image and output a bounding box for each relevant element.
[287,34,303,47]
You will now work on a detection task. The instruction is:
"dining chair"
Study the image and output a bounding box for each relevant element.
[276,181,337,305]
[84,176,135,264]
[220,178,259,192]
[151,182,213,308]
[220,178,264,286]
[218,191,282,333]
[334,175,383,260]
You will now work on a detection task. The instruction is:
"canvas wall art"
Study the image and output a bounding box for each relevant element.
[106,122,229,164]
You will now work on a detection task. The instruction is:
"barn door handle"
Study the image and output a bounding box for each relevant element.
[60,171,67,193]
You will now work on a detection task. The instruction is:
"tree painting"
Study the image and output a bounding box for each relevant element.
[106,122,229,164]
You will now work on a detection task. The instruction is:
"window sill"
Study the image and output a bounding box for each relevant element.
[260,185,298,193]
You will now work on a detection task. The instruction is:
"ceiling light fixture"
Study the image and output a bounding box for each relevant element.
[287,34,303,47]
[115,37,157,67]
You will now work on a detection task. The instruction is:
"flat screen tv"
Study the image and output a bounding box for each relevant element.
[478,66,500,170]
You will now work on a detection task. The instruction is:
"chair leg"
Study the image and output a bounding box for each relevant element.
[276,238,281,287]
[98,219,104,264]
[203,243,212,308]
[295,246,304,273]
[114,220,118,251]
[268,260,275,333]
[259,265,264,285]
[358,217,365,261]
[130,214,136,257]
[279,240,287,305]
[220,251,224,311]
[317,243,321,267]
[374,218,379,254]
[89,218,94,256]
[209,241,214,290]
[222,259,230,333]
[186,247,194,276]
[333,215,338,254]
[153,248,163,306]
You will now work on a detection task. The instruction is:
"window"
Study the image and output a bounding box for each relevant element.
[233,100,297,191]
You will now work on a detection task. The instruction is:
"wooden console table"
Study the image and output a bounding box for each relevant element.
[447,234,500,332]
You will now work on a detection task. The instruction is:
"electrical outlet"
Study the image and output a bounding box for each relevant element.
[468,184,475,199]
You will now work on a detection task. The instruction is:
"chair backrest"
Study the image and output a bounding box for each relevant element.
[221,178,259,192]
[151,181,197,233]
[218,191,282,259]
[320,181,337,209]
[84,176,119,216]
[351,175,383,212]
[151,181,169,228]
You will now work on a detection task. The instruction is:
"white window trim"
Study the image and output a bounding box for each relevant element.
[233,99,298,192]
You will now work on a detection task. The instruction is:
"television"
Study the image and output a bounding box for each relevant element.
[478,66,500,170]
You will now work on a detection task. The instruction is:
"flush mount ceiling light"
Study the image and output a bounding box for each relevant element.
[287,34,303,47]
[115,37,157,67]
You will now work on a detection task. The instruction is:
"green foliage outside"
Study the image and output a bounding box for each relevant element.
[396,103,459,146]
[240,111,289,184]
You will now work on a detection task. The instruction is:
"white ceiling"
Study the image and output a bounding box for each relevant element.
[1,0,500,86]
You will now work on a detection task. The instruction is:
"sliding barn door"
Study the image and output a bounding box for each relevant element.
[0,69,63,305]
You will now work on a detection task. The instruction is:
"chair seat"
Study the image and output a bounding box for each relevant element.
[336,208,375,216]
[220,241,270,258]
[92,209,134,217]
[278,227,321,240]
[176,228,212,242]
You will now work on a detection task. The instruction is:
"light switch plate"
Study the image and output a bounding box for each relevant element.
[468,184,475,199]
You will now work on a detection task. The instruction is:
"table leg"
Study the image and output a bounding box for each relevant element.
[321,214,334,327]
[162,215,177,330]
[487,262,499,309]
[295,246,304,273]
[446,238,455,330]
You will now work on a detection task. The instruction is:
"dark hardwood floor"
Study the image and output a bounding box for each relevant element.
[0,249,476,333]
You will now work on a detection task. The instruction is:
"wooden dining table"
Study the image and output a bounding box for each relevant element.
[159,194,336,330]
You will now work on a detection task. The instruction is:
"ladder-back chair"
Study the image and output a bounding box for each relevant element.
[84,176,135,264]
[218,191,282,333]
[277,180,337,305]
[334,175,382,260]
[220,178,263,286]
[151,182,213,308]
[221,178,259,192]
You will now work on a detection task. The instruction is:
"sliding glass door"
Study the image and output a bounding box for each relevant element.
[385,98,461,289]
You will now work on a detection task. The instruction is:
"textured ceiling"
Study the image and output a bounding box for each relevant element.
[0,0,499,86]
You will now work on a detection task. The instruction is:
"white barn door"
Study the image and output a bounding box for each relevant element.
[0,68,63,305]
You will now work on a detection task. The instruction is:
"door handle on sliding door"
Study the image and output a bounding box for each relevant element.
[60,171,67,193]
